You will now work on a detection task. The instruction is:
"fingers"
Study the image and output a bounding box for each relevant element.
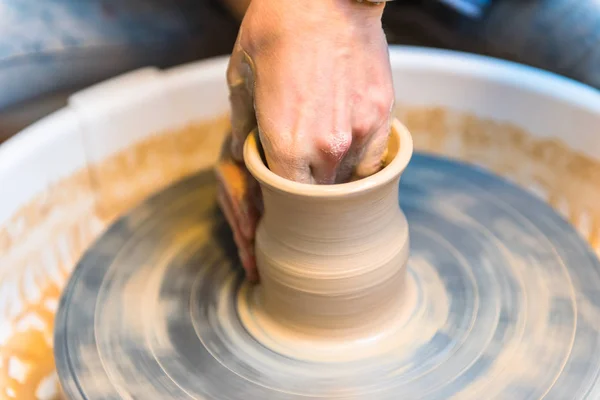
[258,127,353,185]
[215,160,261,239]
[227,33,256,161]
[353,117,391,179]
[216,137,261,237]
[312,101,393,183]
[310,131,352,184]
[254,85,353,184]
[215,137,262,282]
[349,80,395,179]
[257,127,314,184]
[217,185,258,282]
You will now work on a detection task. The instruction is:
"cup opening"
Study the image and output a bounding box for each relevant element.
[243,119,414,198]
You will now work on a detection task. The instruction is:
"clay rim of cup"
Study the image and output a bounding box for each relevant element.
[243,118,414,198]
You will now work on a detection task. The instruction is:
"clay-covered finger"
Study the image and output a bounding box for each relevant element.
[215,140,260,239]
[216,183,243,245]
[216,185,258,281]
[309,129,353,184]
[255,105,352,184]
[227,35,256,161]
[238,245,258,282]
[250,65,316,184]
[215,163,259,240]
[257,132,313,184]
[340,79,394,180]
[353,116,392,179]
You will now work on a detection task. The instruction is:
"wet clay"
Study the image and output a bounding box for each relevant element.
[241,119,415,361]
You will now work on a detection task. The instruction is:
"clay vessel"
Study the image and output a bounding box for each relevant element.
[243,119,414,341]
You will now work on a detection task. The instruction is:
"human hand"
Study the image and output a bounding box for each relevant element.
[215,137,262,282]
[217,0,395,280]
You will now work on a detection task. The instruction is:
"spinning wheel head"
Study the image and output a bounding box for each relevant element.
[55,154,600,399]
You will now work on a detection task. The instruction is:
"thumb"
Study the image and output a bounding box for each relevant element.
[227,32,256,161]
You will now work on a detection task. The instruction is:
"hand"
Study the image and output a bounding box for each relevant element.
[217,0,395,280]
[215,137,262,282]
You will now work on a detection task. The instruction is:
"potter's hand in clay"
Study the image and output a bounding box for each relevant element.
[216,0,395,281]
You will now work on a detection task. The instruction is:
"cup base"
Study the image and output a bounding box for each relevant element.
[236,271,419,363]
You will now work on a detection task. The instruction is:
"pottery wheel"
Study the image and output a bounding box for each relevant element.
[55,154,600,399]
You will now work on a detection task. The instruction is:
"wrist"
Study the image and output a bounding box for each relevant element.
[246,0,385,41]
[348,0,387,20]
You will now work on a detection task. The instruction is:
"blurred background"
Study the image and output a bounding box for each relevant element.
[1,0,598,144]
